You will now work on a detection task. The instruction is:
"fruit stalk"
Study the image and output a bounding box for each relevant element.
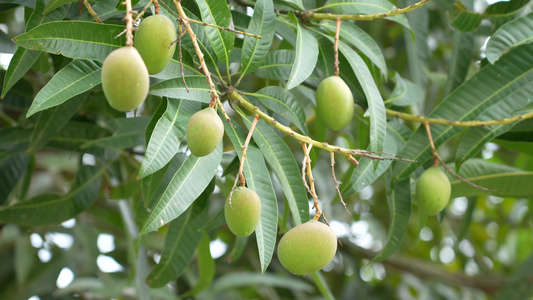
[125,0,134,47]
[333,18,341,76]
[301,143,322,220]
[82,0,102,23]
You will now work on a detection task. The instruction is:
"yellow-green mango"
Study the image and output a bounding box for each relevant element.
[134,14,177,74]
[186,107,224,157]
[225,187,261,237]
[416,167,451,215]
[316,76,354,131]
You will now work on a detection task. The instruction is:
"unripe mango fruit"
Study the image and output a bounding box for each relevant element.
[134,14,177,74]
[224,187,261,237]
[277,220,337,275]
[316,76,354,131]
[416,167,451,216]
[186,107,224,157]
[101,47,149,112]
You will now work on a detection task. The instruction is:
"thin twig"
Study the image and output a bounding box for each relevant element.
[388,108,533,127]
[153,0,160,14]
[301,143,313,196]
[124,0,134,47]
[228,115,260,206]
[228,89,416,163]
[83,0,102,23]
[333,18,341,76]
[424,122,495,192]
[304,0,430,21]
[115,0,153,39]
[331,152,351,215]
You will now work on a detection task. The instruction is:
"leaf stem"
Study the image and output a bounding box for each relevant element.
[387,108,533,127]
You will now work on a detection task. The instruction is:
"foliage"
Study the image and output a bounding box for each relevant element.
[0,0,532,299]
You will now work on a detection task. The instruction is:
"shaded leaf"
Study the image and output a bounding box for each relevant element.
[0,163,104,226]
[140,144,222,234]
[0,153,29,205]
[486,12,533,64]
[446,2,483,32]
[385,73,423,107]
[149,76,212,103]
[183,233,215,296]
[253,49,294,80]
[82,117,151,150]
[323,0,411,29]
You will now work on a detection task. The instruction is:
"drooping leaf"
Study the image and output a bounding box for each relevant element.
[13,21,126,63]
[321,21,387,75]
[241,116,309,226]
[253,50,295,80]
[403,1,429,87]
[82,117,151,150]
[142,154,186,208]
[443,31,475,97]
[282,0,304,10]
[138,100,200,179]
[149,76,212,103]
[43,0,75,14]
[0,163,104,226]
[224,121,278,273]
[195,0,235,65]
[27,93,86,153]
[140,144,222,234]
[182,233,215,297]
[0,152,29,205]
[448,159,533,198]
[446,2,483,32]
[146,187,210,287]
[246,86,307,134]
[2,0,69,98]
[27,60,101,117]
[373,177,411,262]
[394,43,533,181]
[285,13,318,91]
[486,12,533,64]
[337,39,386,154]
[239,0,275,78]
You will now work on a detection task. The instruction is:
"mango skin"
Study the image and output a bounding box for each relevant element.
[186,107,224,157]
[416,167,451,216]
[225,187,261,237]
[277,220,337,275]
[134,14,177,74]
[101,47,149,112]
[316,76,354,131]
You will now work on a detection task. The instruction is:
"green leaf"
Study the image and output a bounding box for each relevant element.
[310,272,334,300]
[373,178,411,262]
[224,121,278,273]
[455,86,533,168]
[323,0,411,29]
[448,159,533,198]
[195,0,235,65]
[140,144,222,234]
[142,154,186,208]
[82,117,151,150]
[2,0,69,98]
[205,272,313,297]
[138,100,200,179]
[0,162,104,226]
[27,60,101,117]
[283,0,304,10]
[183,233,215,297]
[247,86,307,134]
[384,73,423,107]
[13,21,126,62]
[43,0,75,14]
[0,152,29,205]
[443,31,475,97]
[28,93,86,153]
[321,21,387,75]
[146,189,209,288]
[337,39,386,153]
[253,49,294,80]
[446,2,483,32]
[241,116,309,226]
[394,43,533,181]
[486,12,533,64]
[239,0,275,78]
[149,76,213,103]
[286,13,318,91]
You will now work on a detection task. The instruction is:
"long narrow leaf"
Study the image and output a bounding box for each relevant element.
[195,0,235,65]
[149,76,212,103]
[486,12,533,64]
[286,14,318,91]
[140,144,222,234]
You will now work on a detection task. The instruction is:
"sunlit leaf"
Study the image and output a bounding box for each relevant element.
[195,0,235,65]
[285,12,318,91]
